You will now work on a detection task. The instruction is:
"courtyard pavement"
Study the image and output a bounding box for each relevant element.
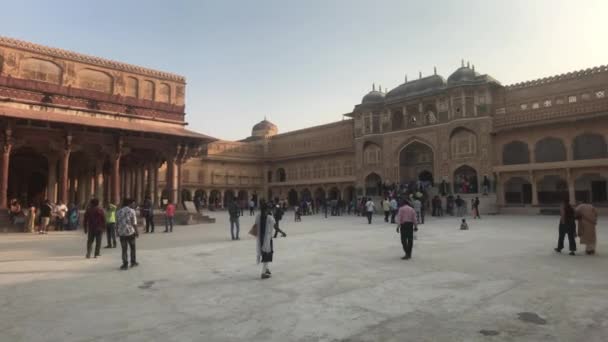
[0,212,607,342]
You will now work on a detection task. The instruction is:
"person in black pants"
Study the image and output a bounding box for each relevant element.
[396,200,417,260]
[142,197,155,233]
[273,204,287,238]
[555,199,577,255]
[84,198,106,259]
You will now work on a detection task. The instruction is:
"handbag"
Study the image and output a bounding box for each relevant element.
[249,223,258,237]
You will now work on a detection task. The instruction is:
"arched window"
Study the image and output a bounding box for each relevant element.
[77,69,113,94]
[19,58,62,84]
[535,137,566,163]
[126,76,139,98]
[502,141,530,165]
[142,80,155,101]
[363,143,382,165]
[276,168,286,182]
[573,133,607,160]
[159,83,171,103]
[365,173,382,196]
[392,110,403,131]
[450,127,477,159]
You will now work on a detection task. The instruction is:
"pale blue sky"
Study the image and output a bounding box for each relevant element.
[2,0,607,140]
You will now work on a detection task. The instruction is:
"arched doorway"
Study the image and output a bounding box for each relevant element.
[365,173,382,196]
[181,189,192,203]
[418,170,434,184]
[453,165,478,194]
[224,190,235,208]
[237,190,249,203]
[328,187,340,200]
[314,187,326,201]
[399,142,434,184]
[300,188,312,202]
[537,175,568,205]
[344,186,356,203]
[288,189,298,206]
[8,147,49,206]
[209,190,221,209]
[575,173,607,204]
[505,177,532,205]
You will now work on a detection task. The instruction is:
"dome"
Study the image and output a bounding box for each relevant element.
[447,63,481,85]
[361,90,385,104]
[251,119,278,138]
[386,74,446,100]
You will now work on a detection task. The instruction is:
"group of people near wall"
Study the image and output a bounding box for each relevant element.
[9,198,79,234]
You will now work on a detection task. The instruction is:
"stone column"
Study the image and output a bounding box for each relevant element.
[94,160,104,204]
[177,162,183,204]
[111,154,121,205]
[0,140,12,208]
[59,149,71,203]
[531,173,539,206]
[47,156,58,203]
[138,166,145,203]
[77,173,86,207]
[153,164,159,208]
[170,160,179,205]
[495,173,504,206]
[124,167,131,198]
[567,169,575,203]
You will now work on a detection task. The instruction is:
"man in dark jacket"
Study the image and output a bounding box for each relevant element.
[228,200,240,240]
[84,198,106,258]
[142,197,155,233]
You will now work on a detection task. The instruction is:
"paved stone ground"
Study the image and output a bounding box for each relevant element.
[0,212,607,342]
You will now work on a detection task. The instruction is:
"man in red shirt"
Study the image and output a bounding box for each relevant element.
[396,199,418,260]
[164,200,176,233]
[84,198,106,259]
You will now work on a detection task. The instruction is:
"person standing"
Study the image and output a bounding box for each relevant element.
[67,203,80,231]
[254,201,276,279]
[273,204,287,238]
[455,196,464,217]
[473,197,481,219]
[365,198,375,224]
[389,197,398,224]
[382,197,390,223]
[228,200,240,240]
[142,197,155,233]
[164,200,176,233]
[413,198,422,224]
[83,198,105,259]
[555,199,577,255]
[55,201,67,231]
[104,203,117,248]
[39,200,52,234]
[396,200,417,260]
[575,202,598,255]
[482,176,491,195]
[116,198,139,270]
[249,198,255,216]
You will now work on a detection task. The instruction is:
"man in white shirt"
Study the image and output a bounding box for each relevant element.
[55,201,68,231]
[365,198,375,224]
[413,198,422,224]
[389,197,398,223]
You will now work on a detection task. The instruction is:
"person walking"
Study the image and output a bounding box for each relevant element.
[116,198,139,270]
[142,197,155,233]
[84,198,105,259]
[365,198,375,224]
[104,203,117,248]
[38,200,52,234]
[249,198,255,216]
[382,197,390,223]
[555,199,577,255]
[413,198,422,224]
[273,204,287,238]
[473,197,481,219]
[575,201,598,255]
[254,201,276,279]
[389,197,398,224]
[164,200,176,233]
[228,200,240,240]
[396,200,417,260]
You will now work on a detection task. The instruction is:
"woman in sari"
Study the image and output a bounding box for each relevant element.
[575,202,598,255]
[255,201,276,279]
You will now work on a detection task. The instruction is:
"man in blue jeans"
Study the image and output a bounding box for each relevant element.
[228,200,240,240]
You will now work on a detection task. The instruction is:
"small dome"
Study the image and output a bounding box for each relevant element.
[252,119,278,138]
[447,65,480,85]
[361,90,385,104]
[386,74,446,100]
